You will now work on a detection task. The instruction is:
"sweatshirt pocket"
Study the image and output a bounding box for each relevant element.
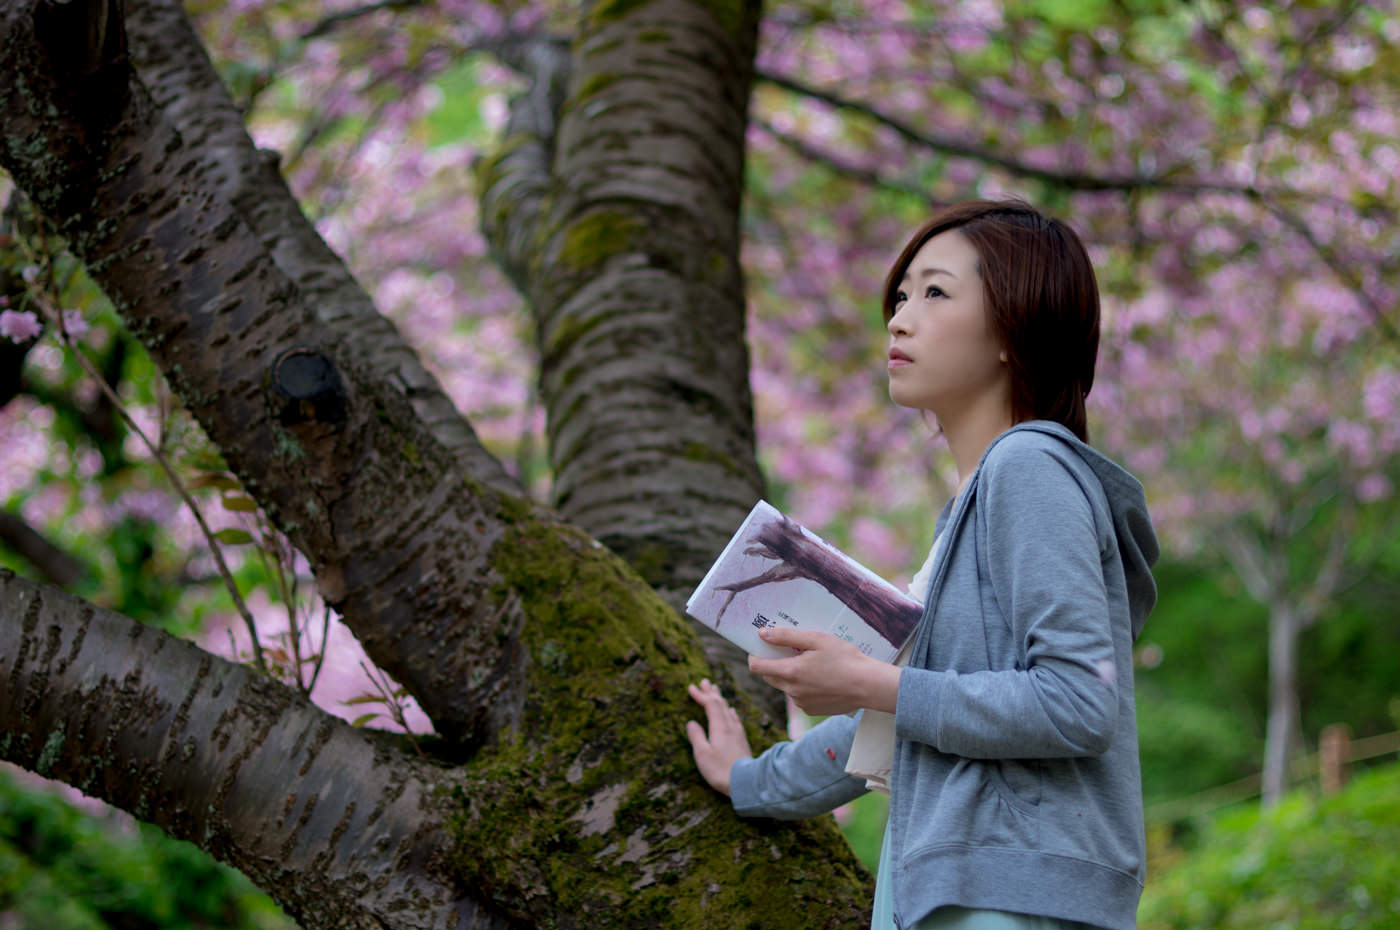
[923,758,1042,853]
[990,758,1042,811]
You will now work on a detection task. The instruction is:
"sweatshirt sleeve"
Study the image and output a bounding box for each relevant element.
[729,713,869,819]
[893,437,1119,759]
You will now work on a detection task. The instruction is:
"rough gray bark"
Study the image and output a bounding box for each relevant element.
[480,7,764,551]
[0,569,502,930]
[479,0,781,720]
[123,0,520,498]
[2,0,531,751]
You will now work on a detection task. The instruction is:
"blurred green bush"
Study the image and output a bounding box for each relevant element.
[0,771,296,930]
[1140,761,1400,929]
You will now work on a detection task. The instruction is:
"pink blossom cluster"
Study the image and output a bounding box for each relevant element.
[196,587,434,735]
[0,307,41,343]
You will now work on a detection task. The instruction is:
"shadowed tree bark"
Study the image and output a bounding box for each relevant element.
[0,0,872,927]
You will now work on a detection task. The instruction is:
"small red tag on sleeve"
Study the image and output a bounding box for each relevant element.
[826,747,837,761]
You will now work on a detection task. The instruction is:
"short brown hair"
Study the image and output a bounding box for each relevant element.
[882,199,1100,442]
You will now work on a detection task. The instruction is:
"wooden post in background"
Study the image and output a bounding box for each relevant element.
[1320,723,1352,795]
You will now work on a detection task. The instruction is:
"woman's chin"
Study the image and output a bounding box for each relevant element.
[888,386,931,411]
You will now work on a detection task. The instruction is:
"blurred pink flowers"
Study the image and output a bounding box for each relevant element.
[0,308,41,342]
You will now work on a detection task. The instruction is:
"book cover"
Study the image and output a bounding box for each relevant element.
[685,500,924,662]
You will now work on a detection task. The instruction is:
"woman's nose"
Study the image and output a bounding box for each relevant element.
[887,309,909,337]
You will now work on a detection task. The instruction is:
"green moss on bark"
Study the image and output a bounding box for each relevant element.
[556,210,646,272]
[573,72,620,106]
[441,511,873,929]
[585,0,655,32]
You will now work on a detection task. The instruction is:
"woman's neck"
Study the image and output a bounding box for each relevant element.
[939,400,1014,489]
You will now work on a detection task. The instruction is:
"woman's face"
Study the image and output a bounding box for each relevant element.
[886,229,1008,416]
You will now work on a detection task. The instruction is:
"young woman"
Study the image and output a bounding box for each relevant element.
[685,200,1159,930]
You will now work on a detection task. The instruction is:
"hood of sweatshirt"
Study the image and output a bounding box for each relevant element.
[994,421,1160,640]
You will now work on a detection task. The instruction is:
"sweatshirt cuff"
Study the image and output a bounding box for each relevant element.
[894,665,949,748]
[728,756,763,815]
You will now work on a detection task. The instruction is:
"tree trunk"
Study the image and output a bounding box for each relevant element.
[1261,600,1302,805]
[0,0,875,924]
[478,0,780,720]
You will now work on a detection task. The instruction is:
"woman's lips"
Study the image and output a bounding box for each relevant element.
[888,348,912,369]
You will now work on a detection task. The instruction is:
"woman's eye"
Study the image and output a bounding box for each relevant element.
[925,285,946,299]
[894,290,908,304]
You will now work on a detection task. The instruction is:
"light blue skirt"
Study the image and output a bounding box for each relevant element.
[870,820,1105,930]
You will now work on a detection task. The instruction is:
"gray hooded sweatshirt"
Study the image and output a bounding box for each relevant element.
[729,421,1160,930]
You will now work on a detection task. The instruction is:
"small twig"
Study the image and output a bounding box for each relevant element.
[299,0,426,41]
[307,602,332,693]
[357,660,424,757]
[757,67,1392,217]
[749,115,934,203]
[1259,197,1399,343]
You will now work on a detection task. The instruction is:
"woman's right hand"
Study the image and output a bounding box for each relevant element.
[684,678,753,797]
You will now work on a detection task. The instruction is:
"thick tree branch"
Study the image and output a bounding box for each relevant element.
[0,569,502,930]
[2,0,537,748]
[485,0,786,721]
[124,0,520,498]
[0,513,85,587]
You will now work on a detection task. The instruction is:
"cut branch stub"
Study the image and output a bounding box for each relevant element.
[270,346,349,428]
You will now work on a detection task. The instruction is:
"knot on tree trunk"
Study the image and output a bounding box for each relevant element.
[270,346,349,429]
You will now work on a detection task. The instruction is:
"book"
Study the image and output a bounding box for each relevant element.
[685,500,924,662]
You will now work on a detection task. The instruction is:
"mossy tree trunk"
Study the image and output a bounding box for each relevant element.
[0,0,873,926]
[479,0,778,719]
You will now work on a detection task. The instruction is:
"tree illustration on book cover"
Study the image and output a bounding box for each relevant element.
[686,502,923,662]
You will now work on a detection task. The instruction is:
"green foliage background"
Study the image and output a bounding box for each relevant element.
[1139,763,1400,929]
[0,772,295,930]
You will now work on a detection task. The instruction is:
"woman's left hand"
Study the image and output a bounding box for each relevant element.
[749,628,902,716]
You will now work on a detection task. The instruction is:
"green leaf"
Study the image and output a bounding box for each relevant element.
[341,694,385,706]
[349,713,379,728]
[221,496,258,512]
[213,528,254,545]
[189,473,242,491]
